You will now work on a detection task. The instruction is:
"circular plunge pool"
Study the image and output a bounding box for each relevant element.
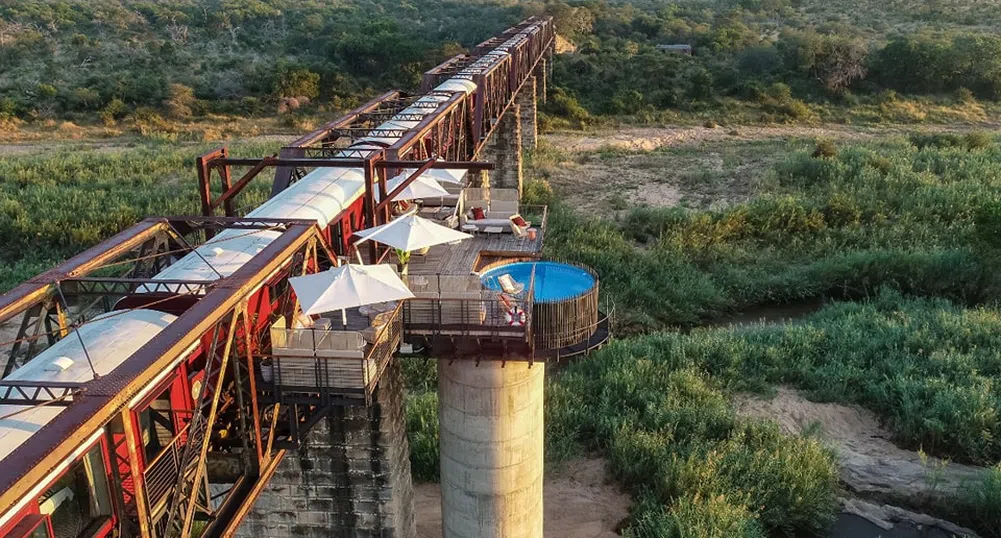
[480,261,595,302]
[480,261,599,351]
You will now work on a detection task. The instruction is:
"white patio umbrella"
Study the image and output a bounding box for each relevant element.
[288,264,415,325]
[352,213,472,252]
[380,173,450,201]
[389,167,467,185]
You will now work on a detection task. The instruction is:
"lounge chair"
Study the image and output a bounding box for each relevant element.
[496,274,525,295]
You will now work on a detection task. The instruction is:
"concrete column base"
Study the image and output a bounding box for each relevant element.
[235,361,416,538]
[477,105,523,193]
[438,360,545,538]
[517,77,538,152]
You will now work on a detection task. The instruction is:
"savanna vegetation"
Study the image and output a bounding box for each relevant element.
[4,0,1001,140]
[4,0,1001,536]
[0,141,279,290]
[537,133,1001,331]
[402,133,1001,537]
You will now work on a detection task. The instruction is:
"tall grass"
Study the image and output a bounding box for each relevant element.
[966,464,1001,534]
[0,141,280,290]
[555,290,1001,466]
[544,139,1001,331]
[548,341,839,536]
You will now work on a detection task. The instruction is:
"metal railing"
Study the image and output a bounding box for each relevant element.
[402,272,535,342]
[143,417,192,521]
[264,303,403,402]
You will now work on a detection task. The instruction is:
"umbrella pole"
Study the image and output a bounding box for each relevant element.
[342,308,348,329]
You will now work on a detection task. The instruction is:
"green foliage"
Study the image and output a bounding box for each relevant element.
[543,87,590,124]
[623,492,767,538]
[873,33,1001,99]
[405,391,439,482]
[274,68,320,100]
[521,178,556,207]
[909,131,996,150]
[400,356,437,393]
[812,138,837,159]
[755,83,813,121]
[966,464,1001,534]
[0,142,279,282]
[100,98,128,126]
[550,335,839,536]
[550,293,1001,535]
[164,83,195,119]
[0,0,525,117]
[546,140,1001,331]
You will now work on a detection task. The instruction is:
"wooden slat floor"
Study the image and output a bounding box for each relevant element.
[405,231,543,276]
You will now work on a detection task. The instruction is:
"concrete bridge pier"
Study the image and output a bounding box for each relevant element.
[236,361,416,538]
[438,360,545,538]
[478,104,523,194]
[517,76,538,152]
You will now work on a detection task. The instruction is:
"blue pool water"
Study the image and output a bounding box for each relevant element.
[480,261,595,301]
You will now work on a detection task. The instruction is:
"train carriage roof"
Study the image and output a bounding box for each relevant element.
[0,309,176,463]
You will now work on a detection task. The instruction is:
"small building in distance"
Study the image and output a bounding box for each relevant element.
[656,44,693,55]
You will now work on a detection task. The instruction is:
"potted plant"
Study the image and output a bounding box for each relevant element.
[396,248,412,275]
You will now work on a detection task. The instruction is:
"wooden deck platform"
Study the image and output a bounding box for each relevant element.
[404,230,543,276]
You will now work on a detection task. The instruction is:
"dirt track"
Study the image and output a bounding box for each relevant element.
[414,458,631,537]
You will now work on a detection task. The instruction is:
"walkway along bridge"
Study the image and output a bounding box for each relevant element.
[0,16,609,538]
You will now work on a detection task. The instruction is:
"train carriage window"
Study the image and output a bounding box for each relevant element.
[139,391,176,463]
[2,514,53,538]
[37,444,112,538]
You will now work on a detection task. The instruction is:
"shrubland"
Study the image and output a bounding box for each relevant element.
[539,135,1001,330]
[4,0,1001,132]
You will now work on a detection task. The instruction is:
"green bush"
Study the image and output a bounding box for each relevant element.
[624,492,766,538]
[812,138,837,159]
[100,98,128,126]
[552,341,839,536]
[405,391,440,482]
[966,464,1001,535]
[546,141,1001,331]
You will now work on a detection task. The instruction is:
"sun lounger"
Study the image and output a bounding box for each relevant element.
[496,274,525,295]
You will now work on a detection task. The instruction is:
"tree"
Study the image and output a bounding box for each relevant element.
[164,83,195,118]
[274,68,319,100]
[813,36,868,92]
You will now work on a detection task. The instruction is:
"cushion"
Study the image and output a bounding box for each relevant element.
[510,214,528,228]
[471,206,486,220]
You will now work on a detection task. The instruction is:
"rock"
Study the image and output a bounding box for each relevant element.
[736,387,988,507]
[841,497,978,537]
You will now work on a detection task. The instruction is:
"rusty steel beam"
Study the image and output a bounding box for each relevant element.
[285,91,401,149]
[273,92,401,195]
[375,157,438,214]
[390,92,466,158]
[205,450,287,538]
[212,158,368,168]
[209,156,277,212]
[0,222,321,513]
[378,159,493,170]
[0,219,168,324]
[197,148,227,217]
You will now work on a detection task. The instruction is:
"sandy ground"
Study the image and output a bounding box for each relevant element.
[544,123,998,154]
[414,458,631,537]
[736,387,987,504]
[538,123,1001,217]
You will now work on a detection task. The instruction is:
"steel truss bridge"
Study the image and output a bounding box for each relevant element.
[0,16,554,538]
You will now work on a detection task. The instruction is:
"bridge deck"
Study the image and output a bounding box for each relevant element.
[405,231,543,276]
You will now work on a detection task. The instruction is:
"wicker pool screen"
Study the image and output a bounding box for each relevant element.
[532,276,600,351]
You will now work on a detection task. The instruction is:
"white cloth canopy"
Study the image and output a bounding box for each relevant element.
[289,264,414,316]
[389,167,467,185]
[381,173,450,201]
[353,213,472,252]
